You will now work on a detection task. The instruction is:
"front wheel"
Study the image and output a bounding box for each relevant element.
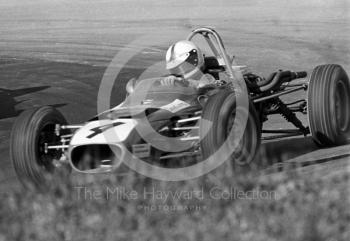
[307,64,350,146]
[200,91,261,170]
[10,106,70,188]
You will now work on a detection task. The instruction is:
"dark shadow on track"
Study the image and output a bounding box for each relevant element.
[0,86,49,119]
[258,136,319,168]
[0,86,67,120]
[259,136,350,173]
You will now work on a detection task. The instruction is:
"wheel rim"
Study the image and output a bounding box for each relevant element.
[37,122,63,172]
[335,81,350,132]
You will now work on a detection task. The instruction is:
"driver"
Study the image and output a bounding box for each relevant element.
[161,40,217,88]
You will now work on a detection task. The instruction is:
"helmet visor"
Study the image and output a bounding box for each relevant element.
[168,49,200,76]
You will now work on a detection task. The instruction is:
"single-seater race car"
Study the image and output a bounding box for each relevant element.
[10,27,350,186]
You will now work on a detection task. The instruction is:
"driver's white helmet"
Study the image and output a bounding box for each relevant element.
[165,40,204,79]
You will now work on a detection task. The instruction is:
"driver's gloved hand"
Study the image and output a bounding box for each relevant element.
[160,75,184,86]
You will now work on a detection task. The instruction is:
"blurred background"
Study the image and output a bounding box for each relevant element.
[0,0,349,73]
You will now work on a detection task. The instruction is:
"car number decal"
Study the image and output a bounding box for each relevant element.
[87,122,123,139]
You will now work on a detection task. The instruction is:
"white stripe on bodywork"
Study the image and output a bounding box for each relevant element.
[70,119,138,145]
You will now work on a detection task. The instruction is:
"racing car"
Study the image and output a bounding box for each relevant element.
[10,27,350,186]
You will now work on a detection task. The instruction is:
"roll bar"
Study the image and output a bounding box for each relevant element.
[186,27,245,87]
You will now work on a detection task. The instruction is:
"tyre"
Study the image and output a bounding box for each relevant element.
[308,64,350,146]
[200,90,261,169]
[10,106,70,188]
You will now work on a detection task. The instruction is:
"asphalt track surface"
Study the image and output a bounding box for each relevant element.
[0,0,349,192]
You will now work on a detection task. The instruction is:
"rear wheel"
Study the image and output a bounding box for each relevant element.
[10,106,70,188]
[200,91,261,169]
[308,64,350,146]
